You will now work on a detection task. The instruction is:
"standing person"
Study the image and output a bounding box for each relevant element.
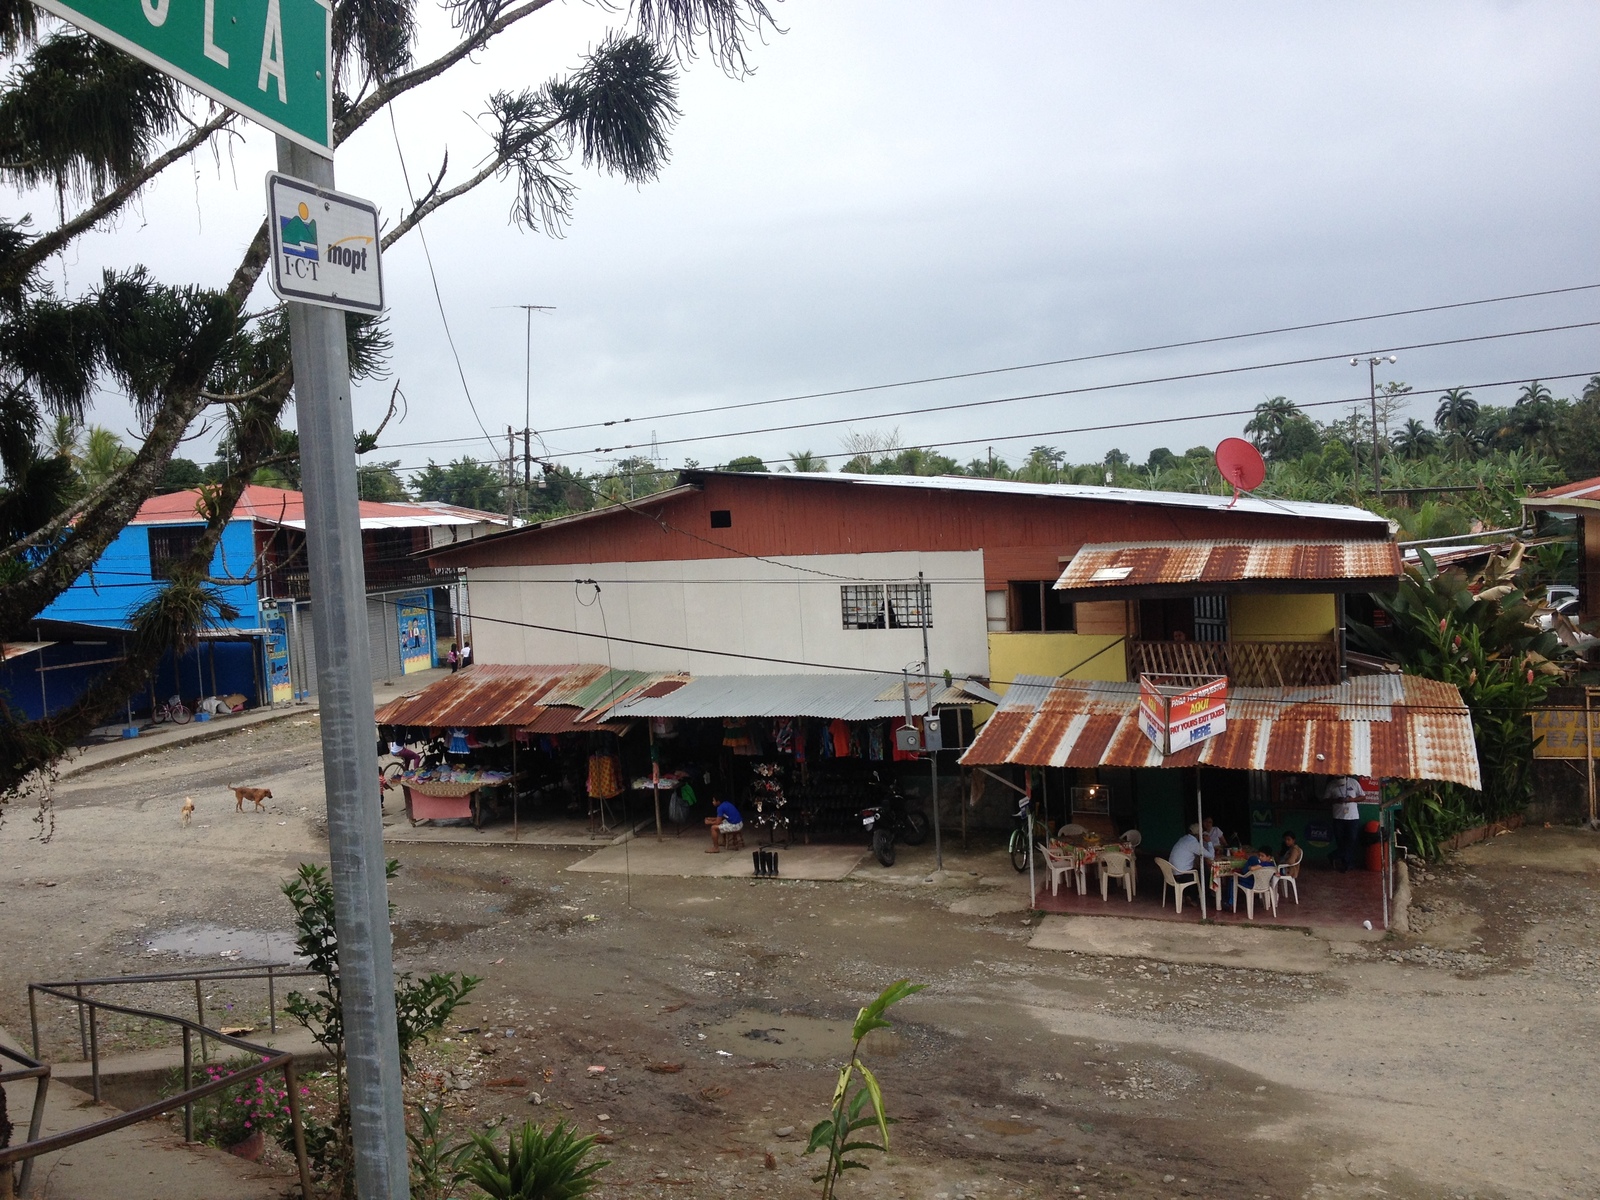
[704,797,743,853]
[1324,775,1363,872]
[459,642,472,668]
[447,645,459,673]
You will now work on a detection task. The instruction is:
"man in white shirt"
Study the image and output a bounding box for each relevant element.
[1201,817,1226,855]
[1168,823,1214,878]
[1324,775,1363,872]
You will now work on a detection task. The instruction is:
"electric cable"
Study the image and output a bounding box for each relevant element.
[368,281,1600,448]
[387,104,499,456]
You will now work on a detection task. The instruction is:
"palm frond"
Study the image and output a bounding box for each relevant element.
[632,0,781,75]
[0,32,183,201]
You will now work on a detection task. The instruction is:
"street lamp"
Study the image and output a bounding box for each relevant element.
[1350,354,1398,499]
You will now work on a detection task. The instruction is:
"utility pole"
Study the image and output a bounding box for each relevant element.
[523,429,532,491]
[506,425,517,524]
[919,570,943,872]
[1352,354,1398,499]
[274,137,408,1199]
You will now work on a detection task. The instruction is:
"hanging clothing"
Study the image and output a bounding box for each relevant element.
[587,752,623,800]
[447,727,470,755]
[774,718,795,754]
[868,725,885,761]
[847,725,865,758]
[829,720,851,758]
[722,718,758,756]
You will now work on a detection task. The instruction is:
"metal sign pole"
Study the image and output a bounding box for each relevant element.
[276,136,408,1200]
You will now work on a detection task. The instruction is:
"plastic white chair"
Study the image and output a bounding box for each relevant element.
[1238,866,1280,919]
[1121,829,1142,849]
[1059,823,1087,838]
[1043,845,1077,896]
[1097,850,1134,901]
[1274,846,1303,905]
[1155,857,1197,914]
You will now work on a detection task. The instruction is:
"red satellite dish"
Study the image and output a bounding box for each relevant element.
[1215,438,1266,506]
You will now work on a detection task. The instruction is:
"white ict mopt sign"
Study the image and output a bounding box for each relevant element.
[266,172,383,314]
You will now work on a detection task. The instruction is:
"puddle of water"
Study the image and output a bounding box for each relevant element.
[145,924,305,963]
[702,1009,904,1062]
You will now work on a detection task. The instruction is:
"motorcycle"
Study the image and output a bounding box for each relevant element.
[859,774,930,867]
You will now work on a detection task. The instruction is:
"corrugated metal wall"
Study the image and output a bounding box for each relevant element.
[284,598,398,698]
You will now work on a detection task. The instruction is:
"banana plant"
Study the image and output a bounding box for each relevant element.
[805,979,925,1198]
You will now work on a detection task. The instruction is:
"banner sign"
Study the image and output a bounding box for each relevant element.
[1138,674,1227,755]
[1531,707,1599,758]
[263,609,291,703]
[35,0,333,154]
[396,594,433,675]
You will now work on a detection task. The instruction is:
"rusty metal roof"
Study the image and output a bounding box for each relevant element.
[374,664,681,728]
[959,673,1480,787]
[1054,539,1400,596]
[609,672,991,721]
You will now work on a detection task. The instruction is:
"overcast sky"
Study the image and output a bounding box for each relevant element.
[33,0,1600,483]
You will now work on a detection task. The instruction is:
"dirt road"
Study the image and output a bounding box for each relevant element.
[3,719,1596,1199]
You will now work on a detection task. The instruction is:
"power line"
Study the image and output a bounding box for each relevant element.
[546,320,1600,459]
[415,281,1600,443]
[367,364,1600,477]
[360,591,1539,712]
[387,105,499,456]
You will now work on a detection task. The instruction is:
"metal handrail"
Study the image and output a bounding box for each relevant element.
[0,1043,50,1198]
[10,966,321,1198]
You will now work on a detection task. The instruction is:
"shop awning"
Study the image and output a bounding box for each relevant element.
[959,674,1480,788]
[1053,539,1401,600]
[375,663,682,728]
[608,672,994,722]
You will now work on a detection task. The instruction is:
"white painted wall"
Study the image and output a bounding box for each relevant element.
[466,550,990,677]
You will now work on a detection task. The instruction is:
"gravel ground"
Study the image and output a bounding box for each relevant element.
[3,720,1597,1199]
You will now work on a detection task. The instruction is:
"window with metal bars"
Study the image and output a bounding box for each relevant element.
[841,585,887,629]
[147,526,206,580]
[885,582,932,629]
[1192,594,1228,642]
[840,583,933,630]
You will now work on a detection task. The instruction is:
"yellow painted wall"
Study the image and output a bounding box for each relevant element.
[989,632,1127,691]
[1230,592,1336,642]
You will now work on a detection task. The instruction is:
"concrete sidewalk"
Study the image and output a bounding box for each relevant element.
[58,667,452,780]
[1,1026,295,1200]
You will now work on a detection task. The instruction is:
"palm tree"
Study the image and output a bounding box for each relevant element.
[786,450,826,473]
[1512,380,1559,456]
[1434,387,1479,436]
[1392,418,1436,460]
[1244,396,1300,458]
[77,426,134,492]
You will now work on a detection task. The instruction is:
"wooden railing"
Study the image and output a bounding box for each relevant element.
[1129,639,1339,687]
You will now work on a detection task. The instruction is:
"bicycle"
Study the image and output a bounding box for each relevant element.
[1007,794,1047,873]
[151,696,191,725]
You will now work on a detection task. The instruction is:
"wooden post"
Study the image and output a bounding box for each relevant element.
[650,723,662,841]
[1588,688,1598,828]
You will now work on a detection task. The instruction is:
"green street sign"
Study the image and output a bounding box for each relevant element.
[35,0,333,155]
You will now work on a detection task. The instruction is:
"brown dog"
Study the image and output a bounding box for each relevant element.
[180,796,195,827]
[232,785,272,812]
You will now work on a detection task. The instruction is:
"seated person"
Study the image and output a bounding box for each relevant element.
[1168,823,1214,880]
[1278,832,1304,878]
[1224,845,1277,906]
[704,797,743,852]
[1201,816,1227,855]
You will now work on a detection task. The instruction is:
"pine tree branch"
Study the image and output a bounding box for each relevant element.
[3,110,234,288]
[380,153,508,250]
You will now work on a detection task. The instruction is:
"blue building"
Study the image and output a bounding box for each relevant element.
[4,485,504,725]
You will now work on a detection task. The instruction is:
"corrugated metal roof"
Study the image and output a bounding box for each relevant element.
[610,673,987,721]
[959,673,1480,787]
[712,471,1389,525]
[1055,539,1400,593]
[134,485,507,530]
[518,706,627,736]
[376,663,614,727]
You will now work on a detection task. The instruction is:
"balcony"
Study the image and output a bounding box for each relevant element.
[1129,639,1339,687]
